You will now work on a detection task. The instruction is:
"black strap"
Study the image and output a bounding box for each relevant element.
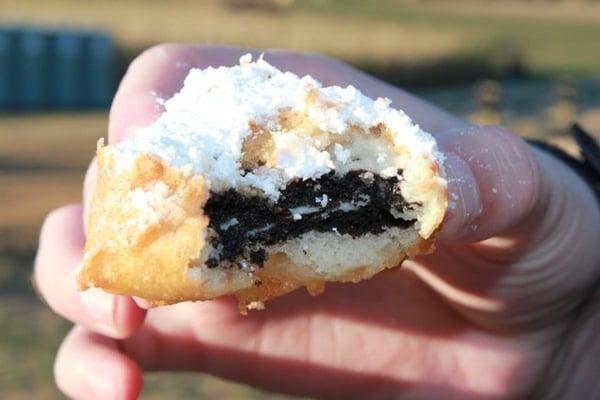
[527,124,600,202]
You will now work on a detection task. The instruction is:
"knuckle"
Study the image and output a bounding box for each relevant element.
[53,328,80,398]
[478,125,540,212]
[35,204,83,310]
[38,203,82,245]
[43,203,82,227]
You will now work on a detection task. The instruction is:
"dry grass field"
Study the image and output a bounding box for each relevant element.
[0,1,465,64]
[2,0,600,82]
[2,1,600,398]
[0,114,102,251]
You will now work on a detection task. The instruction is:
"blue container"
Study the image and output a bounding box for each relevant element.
[85,33,116,108]
[0,25,117,111]
[0,27,19,110]
[16,29,51,109]
[51,31,86,108]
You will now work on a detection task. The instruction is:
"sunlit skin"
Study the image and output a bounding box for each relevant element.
[34,45,600,399]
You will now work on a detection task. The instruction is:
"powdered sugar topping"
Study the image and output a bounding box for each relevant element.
[113,54,442,200]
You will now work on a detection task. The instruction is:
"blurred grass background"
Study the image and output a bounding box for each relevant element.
[1,0,600,398]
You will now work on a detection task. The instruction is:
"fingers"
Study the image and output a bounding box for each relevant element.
[34,204,145,338]
[115,271,529,399]
[55,326,142,400]
[409,144,600,332]
[437,126,540,242]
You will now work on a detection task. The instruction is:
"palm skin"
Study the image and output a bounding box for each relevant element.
[34,45,600,399]
[117,264,548,399]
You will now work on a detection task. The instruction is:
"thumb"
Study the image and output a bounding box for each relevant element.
[437,126,540,242]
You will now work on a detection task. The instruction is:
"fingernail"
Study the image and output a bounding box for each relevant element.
[81,289,118,336]
[133,296,154,310]
[87,362,119,399]
[439,152,482,240]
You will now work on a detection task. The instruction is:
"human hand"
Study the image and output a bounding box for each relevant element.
[34,45,600,399]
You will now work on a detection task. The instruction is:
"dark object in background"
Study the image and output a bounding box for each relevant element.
[528,124,600,202]
[573,123,600,177]
[0,26,117,111]
[87,34,117,109]
[18,29,51,109]
[53,31,85,108]
[224,0,294,12]
[0,27,19,110]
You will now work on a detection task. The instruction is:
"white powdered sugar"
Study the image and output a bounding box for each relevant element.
[113,54,442,199]
[270,131,334,178]
[333,143,352,164]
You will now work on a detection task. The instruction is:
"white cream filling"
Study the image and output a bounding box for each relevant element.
[246,223,274,237]
[271,227,419,277]
[219,217,239,231]
[189,226,420,294]
[289,205,320,216]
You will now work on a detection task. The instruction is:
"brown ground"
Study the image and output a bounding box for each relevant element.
[0,114,103,252]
